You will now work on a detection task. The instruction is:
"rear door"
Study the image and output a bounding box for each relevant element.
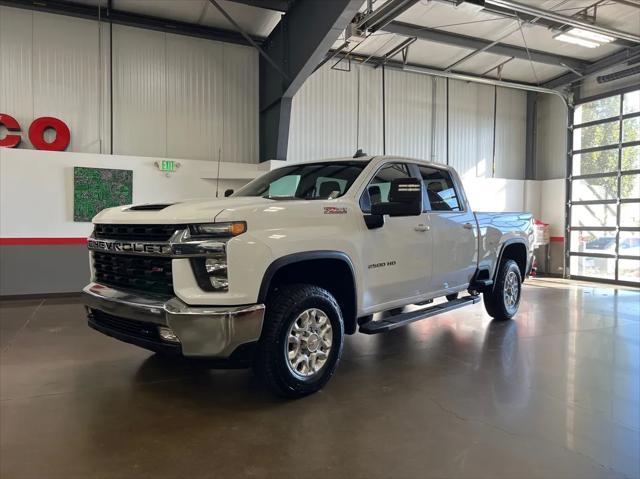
[359,162,432,311]
[417,165,477,294]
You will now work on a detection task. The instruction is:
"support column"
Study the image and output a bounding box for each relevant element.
[259,0,363,162]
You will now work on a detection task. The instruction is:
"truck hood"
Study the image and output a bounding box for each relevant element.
[92,197,274,224]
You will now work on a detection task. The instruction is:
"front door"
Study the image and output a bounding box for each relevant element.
[359,162,432,312]
[416,165,477,295]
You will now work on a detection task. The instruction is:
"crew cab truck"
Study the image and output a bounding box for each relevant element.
[83,156,534,398]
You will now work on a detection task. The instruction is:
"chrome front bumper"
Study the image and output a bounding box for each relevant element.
[83,283,265,358]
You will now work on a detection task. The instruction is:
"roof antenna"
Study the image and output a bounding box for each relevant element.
[353,149,367,158]
[215,147,222,198]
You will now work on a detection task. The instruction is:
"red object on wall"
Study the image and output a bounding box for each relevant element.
[28,116,71,151]
[0,113,22,148]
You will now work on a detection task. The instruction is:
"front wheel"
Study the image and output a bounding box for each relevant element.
[483,260,522,320]
[255,284,344,398]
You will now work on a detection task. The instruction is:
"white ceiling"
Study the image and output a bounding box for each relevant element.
[72,0,282,37]
[68,0,640,85]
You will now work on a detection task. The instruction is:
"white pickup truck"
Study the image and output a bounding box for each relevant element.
[83,155,534,397]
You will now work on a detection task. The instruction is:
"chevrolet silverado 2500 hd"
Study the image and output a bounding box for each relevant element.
[83,156,534,397]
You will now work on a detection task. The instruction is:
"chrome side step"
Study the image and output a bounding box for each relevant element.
[359,295,481,335]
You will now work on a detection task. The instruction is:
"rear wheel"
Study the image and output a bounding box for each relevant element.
[483,260,522,320]
[255,284,344,398]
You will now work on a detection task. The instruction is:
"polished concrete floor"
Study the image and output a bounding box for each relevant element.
[1,279,638,479]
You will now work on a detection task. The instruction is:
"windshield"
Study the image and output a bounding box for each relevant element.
[234,161,368,200]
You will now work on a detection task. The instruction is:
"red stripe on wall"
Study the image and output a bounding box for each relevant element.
[550,236,564,242]
[0,238,87,246]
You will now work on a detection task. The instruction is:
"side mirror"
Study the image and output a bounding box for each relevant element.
[371,178,422,217]
[224,189,234,197]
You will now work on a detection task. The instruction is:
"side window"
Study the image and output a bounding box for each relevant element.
[360,163,412,212]
[418,166,462,212]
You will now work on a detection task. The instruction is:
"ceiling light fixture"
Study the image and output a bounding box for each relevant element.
[553,27,615,49]
[566,27,614,44]
[554,32,599,48]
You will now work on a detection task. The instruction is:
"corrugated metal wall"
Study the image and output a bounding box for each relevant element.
[1,7,106,153]
[536,93,567,180]
[448,80,494,178]
[495,87,526,179]
[287,63,528,180]
[0,6,258,163]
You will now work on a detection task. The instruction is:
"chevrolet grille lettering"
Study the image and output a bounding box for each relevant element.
[87,239,172,255]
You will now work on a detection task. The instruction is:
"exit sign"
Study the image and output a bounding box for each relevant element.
[160,160,176,172]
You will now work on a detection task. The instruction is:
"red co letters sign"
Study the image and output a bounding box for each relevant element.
[0,113,71,151]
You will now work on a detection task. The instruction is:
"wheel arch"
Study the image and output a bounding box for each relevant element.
[258,251,359,335]
[495,239,528,280]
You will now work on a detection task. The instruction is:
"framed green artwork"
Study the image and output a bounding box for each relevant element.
[73,167,133,222]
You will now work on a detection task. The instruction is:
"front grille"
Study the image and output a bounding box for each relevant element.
[93,224,185,242]
[90,309,161,340]
[93,251,173,295]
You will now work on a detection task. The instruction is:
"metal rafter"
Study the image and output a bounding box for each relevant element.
[544,44,640,88]
[384,21,589,71]
[223,0,291,12]
[485,0,640,43]
[0,0,264,46]
[357,0,421,32]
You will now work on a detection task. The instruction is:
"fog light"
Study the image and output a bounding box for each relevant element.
[205,257,227,273]
[158,326,180,343]
[210,277,229,289]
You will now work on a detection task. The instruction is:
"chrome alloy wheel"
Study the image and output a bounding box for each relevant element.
[503,270,520,310]
[286,308,333,379]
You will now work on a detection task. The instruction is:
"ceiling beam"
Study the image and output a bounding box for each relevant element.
[543,44,640,88]
[357,0,420,32]
[485,0,640,44]
[0,0,264,46]
[329,50,568,99]
[223,0,291,12]
[385,21,589,71]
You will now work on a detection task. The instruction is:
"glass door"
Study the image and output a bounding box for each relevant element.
[569,89,640,285]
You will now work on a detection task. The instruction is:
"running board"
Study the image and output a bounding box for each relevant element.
[359,295,481,335]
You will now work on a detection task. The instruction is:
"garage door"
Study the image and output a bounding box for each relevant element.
[569,89,640,285]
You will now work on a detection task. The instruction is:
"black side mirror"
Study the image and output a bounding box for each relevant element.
[224,189,234,197]
[371,178,422,217]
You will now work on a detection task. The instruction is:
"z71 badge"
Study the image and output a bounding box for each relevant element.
[324,207,347,215]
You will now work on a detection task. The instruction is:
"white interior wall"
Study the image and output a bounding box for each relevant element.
[0,148,565,245]
[0,148,257,238]
[0,5,258,164]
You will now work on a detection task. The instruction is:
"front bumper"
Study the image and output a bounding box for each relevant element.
[83,282,265,359]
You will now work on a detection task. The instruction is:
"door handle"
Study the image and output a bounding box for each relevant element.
[415,224,429,232]
[463,223,474,230]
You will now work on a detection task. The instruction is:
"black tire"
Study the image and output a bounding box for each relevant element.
[255,284,344,398]
[483,260,522,321]
[445,293,458,302]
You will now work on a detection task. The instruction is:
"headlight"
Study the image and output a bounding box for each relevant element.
[189,222,246,238]
[188,222,244,292]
